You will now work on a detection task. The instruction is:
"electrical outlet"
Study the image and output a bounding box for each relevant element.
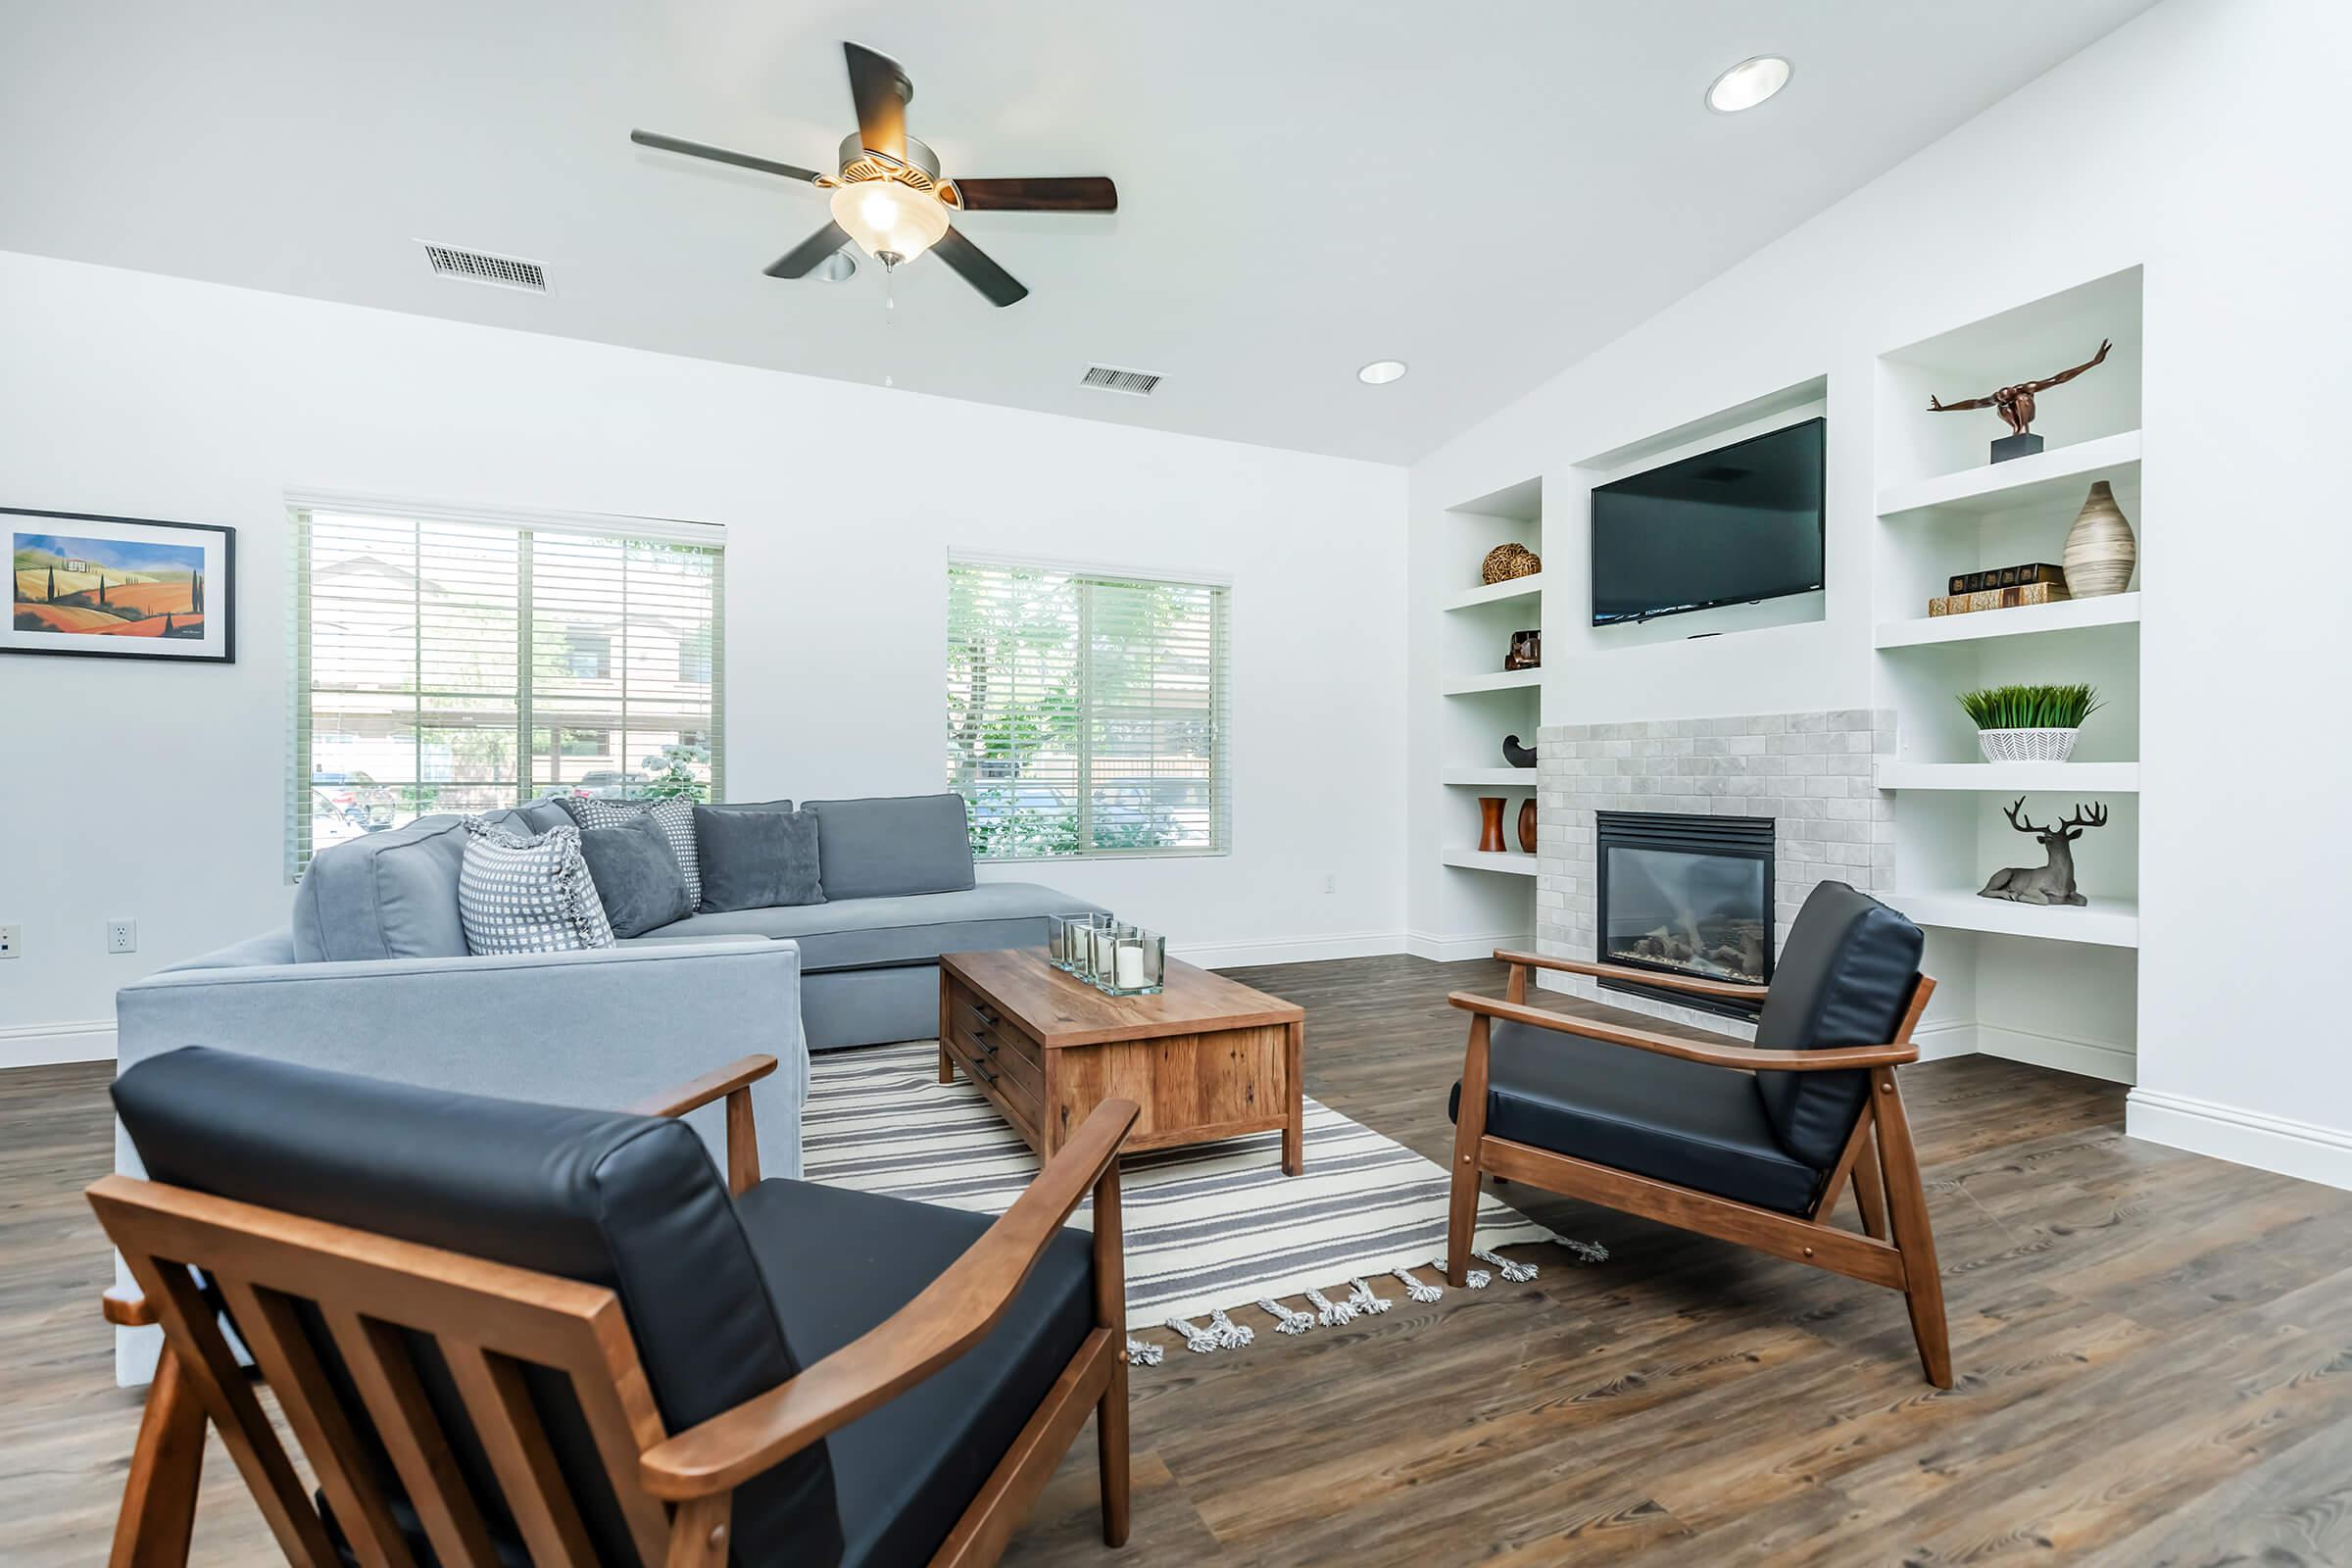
[0,924,20,959]
[1322,873,1338,895]
[106,918,137,955]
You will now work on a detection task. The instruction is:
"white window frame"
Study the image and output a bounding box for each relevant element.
[947,550,1233,863]
[285,489,725,879]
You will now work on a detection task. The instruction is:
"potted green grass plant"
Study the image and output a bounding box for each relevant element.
[1956,683,2102,762]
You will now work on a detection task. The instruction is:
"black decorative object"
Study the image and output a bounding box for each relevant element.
[1502,735,1539,769]
[1979,798,2107,906]
[5,506,236,663]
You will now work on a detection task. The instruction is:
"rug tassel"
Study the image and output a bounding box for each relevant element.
[1476,1248,1540,1283]
[1206,1308,1254,1348]
[1346,1278,1393,1315]
[1258,1297,1316,1336]
[1559,1238,1610,1263]
[1305,1287,1358,1327]
[1125,1337,1164,1367]
[1392,1266,1443,1303]
[1165,1315,1221,1354]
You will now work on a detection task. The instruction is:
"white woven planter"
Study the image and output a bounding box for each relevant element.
[1976,726,2081,763]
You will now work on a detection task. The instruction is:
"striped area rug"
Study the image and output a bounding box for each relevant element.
[802,1041,1603,1355]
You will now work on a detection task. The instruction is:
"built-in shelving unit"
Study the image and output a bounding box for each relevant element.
[1872,265,2144,1081]
[1429,477,1548,954]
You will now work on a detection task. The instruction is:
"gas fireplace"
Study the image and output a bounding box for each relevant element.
[1594,810,1774,1020]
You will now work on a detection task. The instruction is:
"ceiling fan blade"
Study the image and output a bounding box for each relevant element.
[843,41,909,162]
[932,226,1028,308]
[953,176,1118,214]
[630,128,820,184]
[763,221,854,278]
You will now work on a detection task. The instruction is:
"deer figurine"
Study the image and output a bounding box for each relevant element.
[1979,798,2107,906]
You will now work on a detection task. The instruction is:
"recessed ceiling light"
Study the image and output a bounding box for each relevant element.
[1358,360,1408,385]
[1705,56,1792,114]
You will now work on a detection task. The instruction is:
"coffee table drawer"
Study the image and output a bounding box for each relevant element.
[945,1026,1042,1137]
[947,989,1043,1096]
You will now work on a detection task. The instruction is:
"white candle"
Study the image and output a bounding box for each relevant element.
[1115,945,1146,989]
[1092,927,1117,973]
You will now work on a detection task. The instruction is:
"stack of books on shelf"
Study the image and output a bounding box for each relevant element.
[1929,563,2070,616]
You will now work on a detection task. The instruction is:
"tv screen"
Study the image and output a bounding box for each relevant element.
[1590,416,1825,626]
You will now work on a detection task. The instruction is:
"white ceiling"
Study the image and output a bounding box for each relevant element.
[0,1,2157,464]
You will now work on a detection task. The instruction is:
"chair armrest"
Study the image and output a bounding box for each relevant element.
[630,1054,777,1195]
[637,1097,1141,1501]
[1447,992,1917,1070]
[1494,949,1770,1004]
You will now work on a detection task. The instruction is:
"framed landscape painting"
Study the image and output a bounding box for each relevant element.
[5,507,236,663]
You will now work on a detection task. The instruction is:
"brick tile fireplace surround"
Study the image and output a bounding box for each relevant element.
[1535,709,1896,1036]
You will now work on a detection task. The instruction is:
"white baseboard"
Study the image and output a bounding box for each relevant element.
[1976,1023,2136,1085]
[1172,931,1405,969]
[1911,1021,1979,1062]
[2128,1089,2352,1192]
[1402,930,1533,963]
[0,1019,116,1069]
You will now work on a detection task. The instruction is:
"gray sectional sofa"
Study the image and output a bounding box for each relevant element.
[110,789,1100,1383]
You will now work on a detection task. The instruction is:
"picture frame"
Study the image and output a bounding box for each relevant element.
[5,506,237,664]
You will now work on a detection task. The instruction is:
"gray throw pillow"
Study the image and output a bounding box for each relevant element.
[577,812,695,938]
[559,796,704,908]
[457,820,615,956]
[695,805,825,912]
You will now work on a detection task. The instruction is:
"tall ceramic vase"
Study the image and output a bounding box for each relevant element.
[1516,798,1539,854]
[2062,480,2135,598]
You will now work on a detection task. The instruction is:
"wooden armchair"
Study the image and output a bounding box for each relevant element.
[92,1045,1137,1567]
[1445,881,1952,1387]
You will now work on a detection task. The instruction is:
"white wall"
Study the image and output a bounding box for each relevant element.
[1409,0,2352,1183]
[0,254,1406,1059]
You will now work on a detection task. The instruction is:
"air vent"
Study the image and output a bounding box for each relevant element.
[422,243,549,294]
[1080,365,1163,397]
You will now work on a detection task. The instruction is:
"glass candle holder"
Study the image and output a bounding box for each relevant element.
[1103,929,1165,996]
[1050,914,1097,973]
[1087,921,1129,990]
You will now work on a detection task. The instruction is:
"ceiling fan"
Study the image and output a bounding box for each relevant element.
[631,41,1116,308]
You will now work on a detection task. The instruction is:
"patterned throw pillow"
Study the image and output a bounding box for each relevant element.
[458,820,615,956]
[560,796,702,908]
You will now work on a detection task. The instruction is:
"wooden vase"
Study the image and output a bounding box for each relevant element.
[1477,797,1506,853]
[2062,480,2135,598]
[1517,798,1539,854]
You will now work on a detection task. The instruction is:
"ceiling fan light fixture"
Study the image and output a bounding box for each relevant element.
[1357,359,1408,385]
[830,178,950,265]
[1705,55,1792,114]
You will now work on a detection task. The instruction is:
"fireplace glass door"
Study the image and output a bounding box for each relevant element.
[1594,810,1775,1016]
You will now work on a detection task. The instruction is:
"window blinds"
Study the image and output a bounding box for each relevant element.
[289,507,723,876]
[947,557,1230,859]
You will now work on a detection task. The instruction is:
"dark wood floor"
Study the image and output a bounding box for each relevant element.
[7,956,2351,1565]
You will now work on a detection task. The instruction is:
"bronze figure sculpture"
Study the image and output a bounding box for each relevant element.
[1929,339,2112,462]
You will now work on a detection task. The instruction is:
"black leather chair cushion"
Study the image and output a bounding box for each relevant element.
[734,1178,1096,1568]
[1751,882,1925,1169]
[1450,1021,1822,1214]
[113,1047,842,1568]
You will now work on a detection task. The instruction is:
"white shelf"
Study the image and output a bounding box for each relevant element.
[1441,575,1545,612]
[1442,768,1541,788]
[1878,429,2141,520]
[1442,850,1541,877]
[1883,888,2139,949]
[1440,668,1543,696]
[1875,760,2139,793]
[1875,592,2140,649]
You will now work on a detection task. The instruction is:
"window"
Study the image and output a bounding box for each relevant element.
[290,503,724,875]
[947,556,1230,859]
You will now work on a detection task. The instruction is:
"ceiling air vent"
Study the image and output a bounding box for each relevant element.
[422,243,549,294]
[1080,365,1163,397]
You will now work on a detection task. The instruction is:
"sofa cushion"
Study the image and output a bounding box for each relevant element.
[291,803,576,963]
[458,820,615,955]
[1450,1021,1823,1215]
[577,812,695,938]
[561,796,704,907]
[802,794,976,902]
[632,883,1102,973]
[696,805,825,911]
[734,1177,1094,1568]
[112,1047,841,1568]
[1752,881,1925,1170]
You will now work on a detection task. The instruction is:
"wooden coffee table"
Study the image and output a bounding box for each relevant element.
[938,948,1308,1174]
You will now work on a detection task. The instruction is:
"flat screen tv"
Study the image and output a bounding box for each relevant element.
[1590,416,1825,626]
